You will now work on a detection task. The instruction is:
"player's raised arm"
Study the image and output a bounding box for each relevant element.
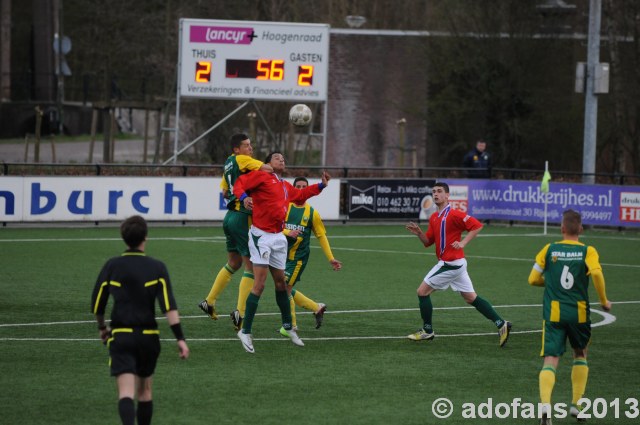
[321,170,331,186]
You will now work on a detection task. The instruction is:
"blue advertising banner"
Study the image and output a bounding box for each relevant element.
[446,179,640,227]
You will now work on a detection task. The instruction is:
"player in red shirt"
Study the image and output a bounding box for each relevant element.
[232,151,330,353]
[405,182,512,346]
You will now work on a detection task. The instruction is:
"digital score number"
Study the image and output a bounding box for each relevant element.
[195,61,212,83]
[179,19,329,101]
[194,59,314,86]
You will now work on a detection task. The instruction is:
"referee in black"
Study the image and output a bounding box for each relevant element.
[91,215,189,425]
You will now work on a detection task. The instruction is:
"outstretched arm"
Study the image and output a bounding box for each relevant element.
[321,171,331,187]
[406,222,432,247]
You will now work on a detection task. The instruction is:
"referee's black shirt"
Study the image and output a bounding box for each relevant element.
[91,249,178,329]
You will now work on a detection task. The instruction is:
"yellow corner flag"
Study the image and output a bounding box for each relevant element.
[541,170,552,193]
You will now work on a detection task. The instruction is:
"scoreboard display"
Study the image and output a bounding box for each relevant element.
[178,19,330,101]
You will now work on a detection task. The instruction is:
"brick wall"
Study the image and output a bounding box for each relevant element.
[327,34,429,167]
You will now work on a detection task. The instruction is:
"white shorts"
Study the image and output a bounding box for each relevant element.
[423,259,475,293]
[248,225,287,270]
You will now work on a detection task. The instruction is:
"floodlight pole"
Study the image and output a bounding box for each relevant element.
[582,0,601,184]
[56,0,64,135]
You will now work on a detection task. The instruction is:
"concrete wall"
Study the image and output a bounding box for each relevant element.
[326,34,429,168]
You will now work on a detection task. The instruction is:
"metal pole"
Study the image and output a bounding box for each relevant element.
[56,0,64,135]
[321,101,328,166]
[172,19,183,165]
[582,0,601,184]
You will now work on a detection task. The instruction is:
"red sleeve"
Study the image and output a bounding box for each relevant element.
[461,213,482,231]
[233,171,263,200]
[286,181,321,203]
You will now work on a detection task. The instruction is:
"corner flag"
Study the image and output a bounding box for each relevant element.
[541,170,551,193]
[541,161,551,235]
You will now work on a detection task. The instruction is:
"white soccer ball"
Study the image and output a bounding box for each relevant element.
[289,104,312,126]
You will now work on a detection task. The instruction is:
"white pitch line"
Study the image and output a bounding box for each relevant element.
[0,330,542,343]
[320,246,640,268]
[2,234,637,268]
[0,236,225,243]
[0,303,545,327]
[0,304,626,343]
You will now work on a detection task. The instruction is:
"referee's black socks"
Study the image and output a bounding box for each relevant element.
[118,397,135,425]
[137,400,153,425]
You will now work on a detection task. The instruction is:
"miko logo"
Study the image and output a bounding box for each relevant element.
[349,185,376,213]
[190,26,257,45]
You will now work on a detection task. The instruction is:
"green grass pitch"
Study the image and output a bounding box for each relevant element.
[0,223,638,424]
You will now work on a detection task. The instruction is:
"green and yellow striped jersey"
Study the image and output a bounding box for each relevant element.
[534,240,602,324]
[220,154,264,213]
[284,203,328,261]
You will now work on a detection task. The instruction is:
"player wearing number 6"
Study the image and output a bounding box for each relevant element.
[529,209,612,425]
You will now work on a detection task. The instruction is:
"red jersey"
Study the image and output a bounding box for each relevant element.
[425,204,482,261]
[233,171,322,233]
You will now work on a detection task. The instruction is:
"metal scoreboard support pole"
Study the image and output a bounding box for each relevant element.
[167,19,330,166]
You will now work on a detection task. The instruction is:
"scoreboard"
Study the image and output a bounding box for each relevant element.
[178,19,330,102]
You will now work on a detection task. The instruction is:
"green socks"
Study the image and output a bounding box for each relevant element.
[471,295,504,328]
[241,292,261,334]
[275,289,293,330]
[419,295,433,332]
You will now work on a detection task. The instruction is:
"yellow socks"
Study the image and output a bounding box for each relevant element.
[206,263,235,305]
[539,365,556,405]
[236,272,254,316]
[292,289,319,312]
[289,295,297,328]
[571,357,589,405]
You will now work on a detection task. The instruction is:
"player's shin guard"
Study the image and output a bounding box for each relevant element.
[418,295,433,332]
[275,289,293,330]
[118,397,135,425]
[539,365,556,405]
[242,292,261,333]
[136,401,153,425]
[571,357,589,405]
[206,263,235,305]
[237,272,254,316]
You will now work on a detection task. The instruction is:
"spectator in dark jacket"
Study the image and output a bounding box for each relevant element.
[462,139,491,178]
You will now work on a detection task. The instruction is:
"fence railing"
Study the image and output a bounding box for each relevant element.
[2,162,639,185]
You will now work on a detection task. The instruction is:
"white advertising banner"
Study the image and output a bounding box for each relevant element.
[0,177,341,222]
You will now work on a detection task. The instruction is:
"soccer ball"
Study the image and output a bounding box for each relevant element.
[289,104,312,126]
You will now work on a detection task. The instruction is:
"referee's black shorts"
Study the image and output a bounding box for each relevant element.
[108,328,161,377]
